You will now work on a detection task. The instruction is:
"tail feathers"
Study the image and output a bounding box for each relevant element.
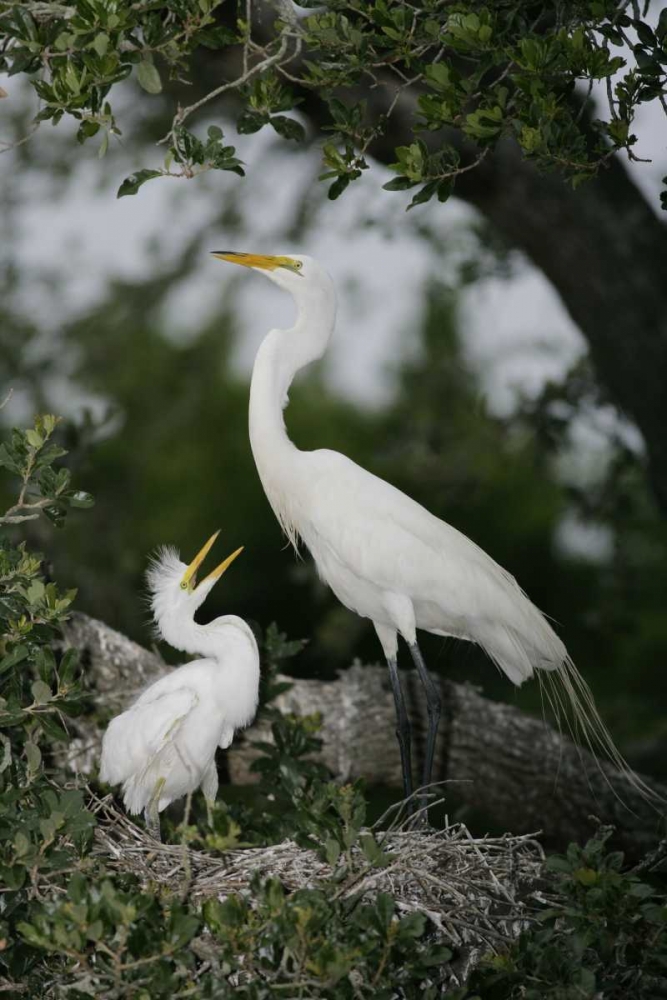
[478,619,566,687]
[478,614,664,810]
[540,658,665,809]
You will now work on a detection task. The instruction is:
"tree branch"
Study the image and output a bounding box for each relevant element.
[63,613,665,859]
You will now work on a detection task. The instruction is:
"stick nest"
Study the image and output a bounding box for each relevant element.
[91,792,548,985]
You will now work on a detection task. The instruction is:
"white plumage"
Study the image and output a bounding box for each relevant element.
[213,250,654,809]
[99,534,259,837]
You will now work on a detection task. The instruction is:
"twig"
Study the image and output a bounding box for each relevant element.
[159,32,291,147]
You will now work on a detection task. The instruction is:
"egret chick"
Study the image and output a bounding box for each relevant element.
[99,531,259,840]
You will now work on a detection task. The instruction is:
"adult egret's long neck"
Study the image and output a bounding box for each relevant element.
[248,282,336,538]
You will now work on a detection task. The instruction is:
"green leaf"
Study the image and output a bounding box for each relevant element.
[328,175,350,200]
[437,179,453,203]
[207,125,223,141]
[25,428,43,448]
[25,742,41,772]
[325,838,341,865]
[573,867,599,885]
[237,110,268,134]
[359,832,389,866]
[195,25,240,49]
[39,713,70,742]
[375,892,394,931]
[382,176,416,191]
[92,32,109,57]
[397,910,426,940]
[407,180,438,209]
[137,60,162,95]
[0,645,29,677]
[270,115,305,142]
[31,680,52,704]
[26,579,46,605]
[117,170,162,198]
[77,120,101,145]
[59,648,79,686]
[14,831,31,857]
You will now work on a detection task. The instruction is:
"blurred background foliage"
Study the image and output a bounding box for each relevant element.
[2,41,667,786]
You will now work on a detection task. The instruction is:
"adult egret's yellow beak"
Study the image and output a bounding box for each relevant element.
[181,530,244,591]
[211,251,301,273]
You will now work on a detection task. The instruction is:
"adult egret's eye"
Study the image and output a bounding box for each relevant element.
[295,261,302,270]
[180,581,188,590]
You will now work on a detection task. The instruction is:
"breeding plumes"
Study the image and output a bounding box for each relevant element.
[99,532,259,839]
[212,250,657,811]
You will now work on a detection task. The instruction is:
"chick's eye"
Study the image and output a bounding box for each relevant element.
[295,261,302,270]
[180,581,188,590]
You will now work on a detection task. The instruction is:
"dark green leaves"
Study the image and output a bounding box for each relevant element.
[116,124,244,197]
[2,0,664,205]
[237,109,268,134]
[270,115,306,142]
[469,825,667,998]
[0,645,28,677]
[0,413,96,994]
[385,142,459,209]
[201,878,446,991]
[117,169,162,198]
[237,77,305,143]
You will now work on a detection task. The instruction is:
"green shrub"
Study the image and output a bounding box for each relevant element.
[469,827,667,999]
[2,415,667,998]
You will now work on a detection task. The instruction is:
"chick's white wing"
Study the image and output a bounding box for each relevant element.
[99,685,198,786]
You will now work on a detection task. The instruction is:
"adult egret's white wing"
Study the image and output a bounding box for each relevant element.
[296,449,565,684]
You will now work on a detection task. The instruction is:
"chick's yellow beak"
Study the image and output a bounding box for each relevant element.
[211,250,300,273]
[200,545,244,587]
[180,531,244,592]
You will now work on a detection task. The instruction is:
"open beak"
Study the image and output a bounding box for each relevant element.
[181,530,244,592]
[211,251,300,273]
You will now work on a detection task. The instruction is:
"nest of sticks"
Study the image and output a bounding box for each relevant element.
[90,791,549,987]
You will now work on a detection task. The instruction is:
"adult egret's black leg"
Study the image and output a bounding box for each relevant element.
[386,656,414,806]
[409,642,441,812]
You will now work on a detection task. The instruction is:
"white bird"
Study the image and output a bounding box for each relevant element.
[212,250,655,810]
[100,531,260,839]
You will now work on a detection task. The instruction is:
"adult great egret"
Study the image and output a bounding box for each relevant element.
[99,531,259,839]
[213,251,655,810]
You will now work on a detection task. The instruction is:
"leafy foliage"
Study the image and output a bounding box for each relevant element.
[468,826,667,999]
[201,882,452,997]
[0,415,96,988]
[2,1,666,207]
[18,875,202,999]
